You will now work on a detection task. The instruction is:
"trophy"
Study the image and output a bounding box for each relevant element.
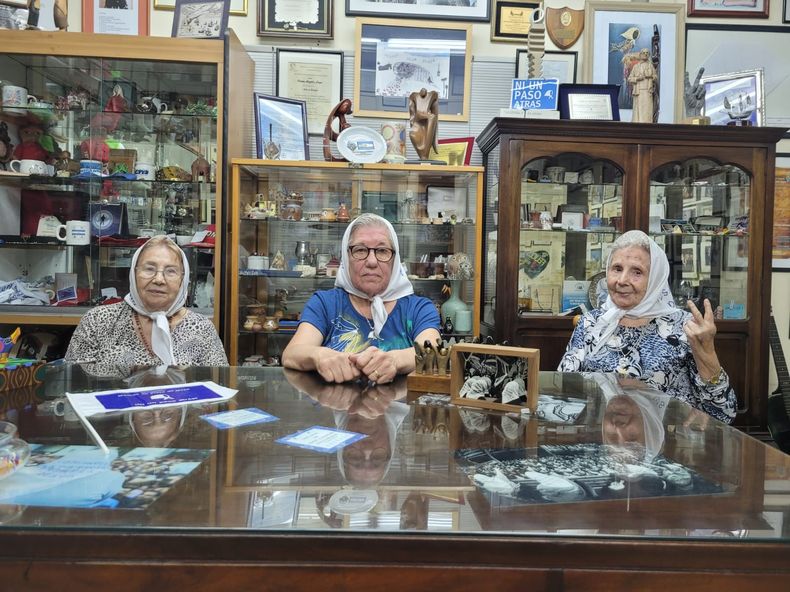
[723,92,755,127]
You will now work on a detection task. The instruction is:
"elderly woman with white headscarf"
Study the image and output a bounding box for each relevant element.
[66,236,228,375]
[558,230,736,424]
[283,213,441,384]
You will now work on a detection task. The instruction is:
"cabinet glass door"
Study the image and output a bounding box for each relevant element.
[649,159,750,319]
[518,155,624,316]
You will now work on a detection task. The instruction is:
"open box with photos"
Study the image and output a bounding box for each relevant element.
[450,343,540,413]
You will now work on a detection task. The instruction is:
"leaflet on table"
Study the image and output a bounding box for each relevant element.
[201,407,278,429]
[276,426,366,453]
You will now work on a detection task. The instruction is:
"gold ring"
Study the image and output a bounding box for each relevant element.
[371,371,379,379]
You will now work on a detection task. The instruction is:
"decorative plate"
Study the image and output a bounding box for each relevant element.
[587,271,608,309]
[336,126,387,164]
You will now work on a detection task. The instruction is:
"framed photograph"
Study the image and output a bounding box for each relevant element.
[698,236,712,275]
[688,0,768,18]
[428,137,474,166]
[774,154,790,271]
[681,240,698,279]
[426,185,468,219]
[354,18,472,122]
[450,343,540,413]
[253,93,309,161]
[583,2,684,124]
[172,0,229,38]
[155,0,245,16]
[558,83,620,121]
[259,0,332,38]
[346,0,488,22]
[700,68,765,127]
[491,0,539,43]
[276,49,343,136]
[723,235,749,271]
[686,25,790,127]
[83,0,149,35]
[516,50,577,84]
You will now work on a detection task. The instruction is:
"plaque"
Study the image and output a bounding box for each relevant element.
[545,7,584,50]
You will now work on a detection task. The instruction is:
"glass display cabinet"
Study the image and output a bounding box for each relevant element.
[0,30,252,332]
[228,160,483,366]
[476,118,786,431]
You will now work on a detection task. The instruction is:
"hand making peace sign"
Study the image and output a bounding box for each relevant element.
[684,298,717,353]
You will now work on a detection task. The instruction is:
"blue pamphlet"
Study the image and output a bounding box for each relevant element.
[276,426,366,453]
[96,383,222,410]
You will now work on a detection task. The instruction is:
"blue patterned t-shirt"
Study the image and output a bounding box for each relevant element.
[299,288,440,353]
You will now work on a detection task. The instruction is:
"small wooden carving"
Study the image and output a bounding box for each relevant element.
[322,98,353,162]
[408,88,439,161]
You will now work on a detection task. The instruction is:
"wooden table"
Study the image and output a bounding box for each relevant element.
[0,366,788,591]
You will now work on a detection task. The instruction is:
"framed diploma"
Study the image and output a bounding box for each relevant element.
[346,0,488,22]
[254,93,310,161]
[491,0,538,43]
[558,84,620,121]
[259,0,332,38]
[516,49,578,84]
[354,17,472,122]
[276,49,343,136]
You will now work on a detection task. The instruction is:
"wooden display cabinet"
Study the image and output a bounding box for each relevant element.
[476,118,786,432]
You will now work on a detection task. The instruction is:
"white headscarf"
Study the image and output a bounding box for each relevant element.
[124,237,190,365]
[588,231,676,357]
[335,214,413,339]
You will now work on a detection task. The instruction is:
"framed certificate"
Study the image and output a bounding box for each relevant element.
[491,0,539,43]
[259,0,332,38]
[558,83,620,121]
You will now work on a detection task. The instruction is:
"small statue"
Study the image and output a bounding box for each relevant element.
[263,123,280,160]
[628,48,658,123]
[436,342,451,376]
[13,123,51,162]
[270,250,286,270]
[408,88,439,161]
[684,67,706,119]
[424,339,437,375]
[442,315,454,335]
[414,340,427,374]
[191,155,211,181]
[26,0,67,30]
[322,98,352,162]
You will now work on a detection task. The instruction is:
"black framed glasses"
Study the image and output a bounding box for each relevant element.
[348,245,395,262]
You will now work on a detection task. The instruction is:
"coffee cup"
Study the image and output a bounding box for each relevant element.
[79,159,103,177]
[137,96,168,114]
[247,255,269,271]
[135,162,155,180]
[455,309,473,333]
[9,159,47,175]
[1,84,28,114]
[58,220,91,246]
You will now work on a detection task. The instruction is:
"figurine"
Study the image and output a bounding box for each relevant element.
[13,123,51,162]
[80,135,110,165]
[442,315,454,335]
[0,328,20,363]
[628,48,658,123]
[0,122,13,170]
[684,67,706,118]
[424,339,437,375]
[414,340,427,374]
[336,202,350,223]
[436,342,451,376]
[322,98,352,162]
[263,123,280,160]
[191,155,211,181]
[270,250,286,270]
[408,88,439,161]
[26,0,68,30]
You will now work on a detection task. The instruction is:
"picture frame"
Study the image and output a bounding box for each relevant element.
[345,0,488,22]
[354,18,472,122]
[773,153,790,271]
[82,0,149,35]
[583,1,684,124]
[698,236,712,275]
[450,343,540,413]
[686,25,790,127]
[428,137,474,166]
[253,93,309,161]
[687,0,768,19]
[276,49,343,136]
[558,83,620,121]
[700,68,765,127]
[258,0,332,38]
[681,240,698,280]
[155,0,246,16]
[723,235,749,272]
[490,0,539,43]
[516,49,578,84]
[172,0,229,38]
[426,185,468,219]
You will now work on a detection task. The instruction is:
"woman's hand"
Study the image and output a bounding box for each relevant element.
[314,348,362,383]
[349,346,398,384]
[684,299,717,352]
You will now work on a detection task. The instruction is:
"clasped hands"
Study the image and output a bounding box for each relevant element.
[314,346,397,384]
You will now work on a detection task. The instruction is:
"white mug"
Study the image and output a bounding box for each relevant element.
[247,255,269,270]
[1,84,27,114]
[135,162,155,180]
[10,159,47,175]
[58,220,91,246]
[37,215,64,239]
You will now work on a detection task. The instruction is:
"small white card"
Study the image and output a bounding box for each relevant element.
[276,426,366,453]
[201,408,278,429]
[101,287,118,299]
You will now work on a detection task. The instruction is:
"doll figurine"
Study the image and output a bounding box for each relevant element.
[13,123,50,162]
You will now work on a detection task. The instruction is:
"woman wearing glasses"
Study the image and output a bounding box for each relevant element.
[65,236,228,374]
[283,213,440,384]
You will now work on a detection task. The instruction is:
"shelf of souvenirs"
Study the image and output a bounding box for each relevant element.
[238,269,463,283]
[0,106,218,126]
[240,217,475,228]
[0,173,216,189]
[0,303,213,324]
[0,238,214,250]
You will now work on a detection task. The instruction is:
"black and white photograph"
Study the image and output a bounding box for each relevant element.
[172,0,229,38]
[346,0,488,22]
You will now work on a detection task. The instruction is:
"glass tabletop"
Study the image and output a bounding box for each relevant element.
[1,365,788,542]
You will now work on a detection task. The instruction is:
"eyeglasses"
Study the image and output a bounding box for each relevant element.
[343,446,390,468]
[348,245,395,262]
[136,264,183,280]
[134,408,181,427]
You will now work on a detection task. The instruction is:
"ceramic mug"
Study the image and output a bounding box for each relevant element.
[1,84,27,114]
[135,162,155,180]
[546,166,566,183]
[57,220,91,246]
[9,159,47,175]
[79,159,102,176]
[247,255,269,270]
[137,96,168,114]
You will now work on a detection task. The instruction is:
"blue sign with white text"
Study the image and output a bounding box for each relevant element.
[96,384,222,410]
[510,78,559,111]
